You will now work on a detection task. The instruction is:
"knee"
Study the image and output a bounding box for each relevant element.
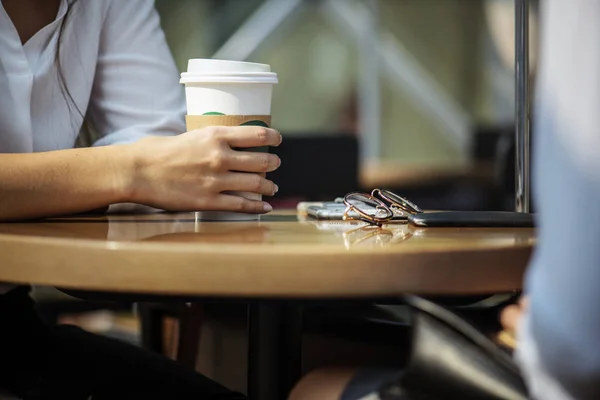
[289,367,357,400]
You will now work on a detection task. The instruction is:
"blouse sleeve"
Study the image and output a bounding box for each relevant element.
[88,0,186,146]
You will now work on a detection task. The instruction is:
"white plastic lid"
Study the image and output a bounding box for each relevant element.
[180,59,278,84]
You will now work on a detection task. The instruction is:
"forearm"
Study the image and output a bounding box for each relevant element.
[0,145,133,221]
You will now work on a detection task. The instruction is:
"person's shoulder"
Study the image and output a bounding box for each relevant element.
[71,0,109,12]
[101,0,157,13]
[94,0,159,25]
[70,0,110,21]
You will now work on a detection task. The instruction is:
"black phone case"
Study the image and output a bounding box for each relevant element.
[408,211,535,228]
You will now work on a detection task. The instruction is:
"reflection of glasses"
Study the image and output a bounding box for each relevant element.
[342,225,393,248]
[343,189,423,226]
[342,225,413,249]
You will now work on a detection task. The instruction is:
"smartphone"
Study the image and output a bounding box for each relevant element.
[306,203,351,220]
[306,203,408,222]
[297,198,344,215]
[408,211,535,228]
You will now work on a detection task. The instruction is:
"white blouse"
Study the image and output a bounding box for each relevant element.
[0,0,186,292]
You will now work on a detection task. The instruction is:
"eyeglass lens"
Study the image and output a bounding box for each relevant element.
[378,189,423,214]
[345,193,392,220]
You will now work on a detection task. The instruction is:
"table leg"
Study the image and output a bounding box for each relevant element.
[280,304,303,396]
[139,303,166,354]
[247,303,303,400]
[176,303,204,369]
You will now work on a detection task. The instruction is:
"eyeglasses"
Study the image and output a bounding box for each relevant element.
[343,189,423,226]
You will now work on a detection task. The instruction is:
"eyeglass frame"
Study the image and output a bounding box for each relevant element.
[342,188,423,226]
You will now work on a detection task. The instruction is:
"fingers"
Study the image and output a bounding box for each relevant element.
[204,194,273,214]
[225,150,281,173]
[500,304,523,334]
[519,296,529,310]
[217,172,278,196]
[214,126,282,149]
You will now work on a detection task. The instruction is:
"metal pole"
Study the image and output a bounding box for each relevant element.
[515,0,531,213]
[324,0,473,155]
[211,0,303,61]
[357,0,382,163]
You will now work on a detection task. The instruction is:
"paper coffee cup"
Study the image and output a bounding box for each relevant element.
[180,59,279,221]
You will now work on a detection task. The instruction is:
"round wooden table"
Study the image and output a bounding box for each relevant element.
[0,209,534,298]
[0,208,535,400]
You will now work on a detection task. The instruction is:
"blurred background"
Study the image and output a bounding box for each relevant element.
[153,0,538,211]
[36,0,540,391]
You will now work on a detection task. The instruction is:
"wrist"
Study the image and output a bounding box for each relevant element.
[118,137,160,204]
[109,143,139,204]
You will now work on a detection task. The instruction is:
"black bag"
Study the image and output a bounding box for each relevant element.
[378,296,528,400]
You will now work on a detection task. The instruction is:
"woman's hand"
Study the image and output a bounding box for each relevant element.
[500,296,528,335]
[497,296,528,350]
[126,125,282,214]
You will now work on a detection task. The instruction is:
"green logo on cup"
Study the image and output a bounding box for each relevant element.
[203,112,269,127]
[241,120,269,127]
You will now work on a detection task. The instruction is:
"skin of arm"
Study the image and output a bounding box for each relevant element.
[0,1,281,221]
[0,145,133,221]
[0,126,282,222]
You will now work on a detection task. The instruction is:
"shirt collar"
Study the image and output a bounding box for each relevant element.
[0,0,68,50]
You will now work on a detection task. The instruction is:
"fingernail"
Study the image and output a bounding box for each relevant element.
[273,184,279,195]
[263,203,273,213]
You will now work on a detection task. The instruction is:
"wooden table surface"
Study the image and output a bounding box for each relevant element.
[0,209,535,298]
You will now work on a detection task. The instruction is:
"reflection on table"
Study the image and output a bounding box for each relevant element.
[0,210,535,251]
[0,208,535,297]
